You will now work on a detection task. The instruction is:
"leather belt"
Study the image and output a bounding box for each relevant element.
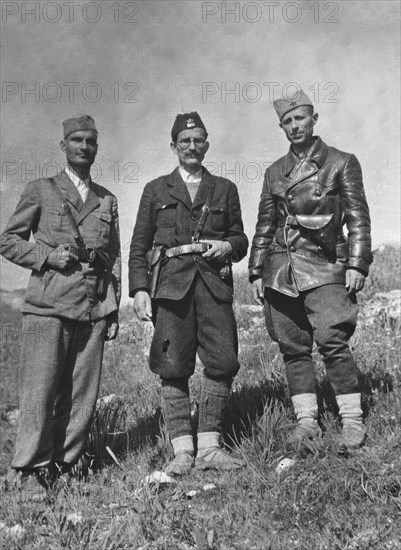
[165,242,210,258]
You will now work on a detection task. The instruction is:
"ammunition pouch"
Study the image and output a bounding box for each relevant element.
[295,214,337,263]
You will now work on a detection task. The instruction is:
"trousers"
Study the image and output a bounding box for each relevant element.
[12,314,106,470]
[149,274,240,380]
[264,284,359,396]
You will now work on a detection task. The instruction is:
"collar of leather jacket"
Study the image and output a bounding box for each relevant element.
[284,137,328,177]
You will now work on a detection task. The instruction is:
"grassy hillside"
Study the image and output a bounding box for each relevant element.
[0,245,400,549]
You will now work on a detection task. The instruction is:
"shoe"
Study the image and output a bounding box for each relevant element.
[20,471,48,502]
[164,452,194,476]
[338,423,367,453]
[195,448,244,471]
[287,422,322,450]
[2,469,22,492]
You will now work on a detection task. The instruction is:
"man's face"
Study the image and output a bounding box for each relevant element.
[60,130,98,169]
[171,128,209,172]
[279,106,318,148]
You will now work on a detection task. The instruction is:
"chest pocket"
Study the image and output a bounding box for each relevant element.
[46,208,68,232]
[210,204,228,232]
[94,210,112,238]
[155,200,177,228]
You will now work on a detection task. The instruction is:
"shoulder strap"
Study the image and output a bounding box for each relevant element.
[192,181,215,243]
[48,177,85,248]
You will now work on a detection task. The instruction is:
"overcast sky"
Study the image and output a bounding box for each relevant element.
[1,0,400,301]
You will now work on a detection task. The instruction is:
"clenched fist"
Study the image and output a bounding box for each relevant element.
[46,244,79,270]
[200,240,232,261]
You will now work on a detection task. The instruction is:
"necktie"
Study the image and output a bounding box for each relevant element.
[76,179,89,202]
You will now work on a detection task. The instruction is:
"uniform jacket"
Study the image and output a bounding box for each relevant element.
[0,170,121,320]
[129,166,248,303]
[248,137,372,297]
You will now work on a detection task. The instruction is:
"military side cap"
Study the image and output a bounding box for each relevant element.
[171,112,207,141]
[274,90,314,120]
[63,114,97,138]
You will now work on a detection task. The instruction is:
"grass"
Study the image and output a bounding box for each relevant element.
[0,245,400,549]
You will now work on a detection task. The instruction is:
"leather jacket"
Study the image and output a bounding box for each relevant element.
[248,137,372,297]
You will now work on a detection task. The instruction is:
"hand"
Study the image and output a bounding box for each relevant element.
[105,316,119,341]
[199,240,232,261]
[133,290,152,322]
[46,244,78,270]
[345,268,366,295]
[252,278,264,305]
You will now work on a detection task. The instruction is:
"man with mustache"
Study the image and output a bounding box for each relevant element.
[129,112,248,474]
[249,91,372,452]
[1,115,121,499]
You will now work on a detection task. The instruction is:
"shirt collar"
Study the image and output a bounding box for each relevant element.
[291,138,318,161]
[179,165,202,183]
[65,166,91,188]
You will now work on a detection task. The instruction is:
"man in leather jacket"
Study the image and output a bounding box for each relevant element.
[249,91,372,452]
[129,112,248,474]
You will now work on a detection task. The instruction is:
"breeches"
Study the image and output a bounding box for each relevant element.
[149,274,240,380]
[12,314,106,470]
[264,284,359,396]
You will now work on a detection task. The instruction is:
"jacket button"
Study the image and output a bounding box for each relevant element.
[315,190,321,196]
[290,246,296,252]
[288,194,293,201]
[191,215,197,221]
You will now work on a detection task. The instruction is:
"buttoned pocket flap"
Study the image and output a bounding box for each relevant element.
[295,214,333,230]
[210,204,228,214]
[95,211,112,223]
[155,200,177,227]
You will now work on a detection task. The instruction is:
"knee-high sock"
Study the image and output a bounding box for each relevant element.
[161,378,192,440]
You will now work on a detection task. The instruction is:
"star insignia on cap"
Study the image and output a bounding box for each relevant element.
[186,119,195,128]
[290,101,297,107]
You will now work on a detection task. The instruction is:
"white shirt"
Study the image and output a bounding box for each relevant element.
[178,166,202,184]
[65,166,90,202]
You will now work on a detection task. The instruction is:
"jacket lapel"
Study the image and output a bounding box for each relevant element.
[77,183,100,224]
[192,167,216,209]
[280,137,327,190]
[56,170,83,212]
[167,168,192,211]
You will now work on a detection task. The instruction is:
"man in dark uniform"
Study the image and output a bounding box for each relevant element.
[249,91,372,451]
[129,112,248,474]
[1,115,121,499]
